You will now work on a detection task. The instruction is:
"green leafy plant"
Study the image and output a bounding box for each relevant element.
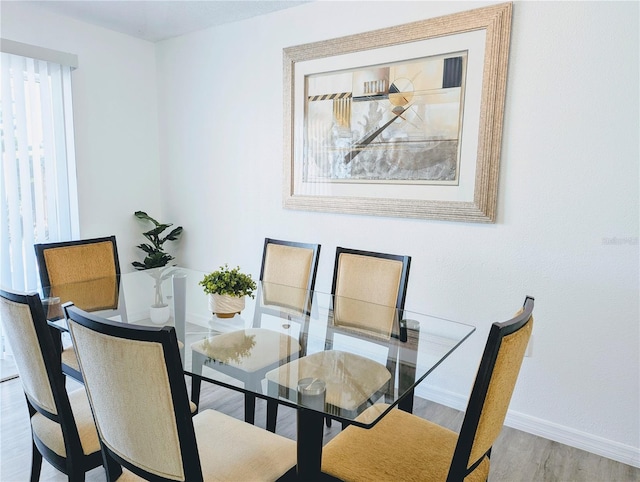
[199,264,257,298]
[132,211,183,270]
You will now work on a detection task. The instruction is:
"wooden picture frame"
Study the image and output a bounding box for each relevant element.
[283,2,512,223]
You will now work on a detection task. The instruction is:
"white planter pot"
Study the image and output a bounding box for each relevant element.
[208,293,245,318]
[149,304,171,324]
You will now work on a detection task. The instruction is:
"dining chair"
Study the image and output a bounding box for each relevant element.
[34,235,124,381]
[321,296,535,482]
[0,288,105,481]
[190,238,321,425]
[265,246,411,432]
[65,305,297,482]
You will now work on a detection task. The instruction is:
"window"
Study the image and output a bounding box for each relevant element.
[1,41,79,380]
[1,42,79,292]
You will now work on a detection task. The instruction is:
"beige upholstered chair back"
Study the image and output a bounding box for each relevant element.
[69,320,189,480]
[263,243,314,289]
[260,239,320,313]
[334,253,402,306]
[0,295,57,414]
[333,252,405,336]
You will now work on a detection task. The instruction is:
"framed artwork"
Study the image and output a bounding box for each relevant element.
[283,2,512,222]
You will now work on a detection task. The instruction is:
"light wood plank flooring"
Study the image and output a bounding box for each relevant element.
[1,376,638,481]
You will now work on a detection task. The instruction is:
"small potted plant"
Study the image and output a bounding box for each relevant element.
[200,264,257,318]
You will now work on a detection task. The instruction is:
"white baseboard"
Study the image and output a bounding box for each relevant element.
[415,385,640,469]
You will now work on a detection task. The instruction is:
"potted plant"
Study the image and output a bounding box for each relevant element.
[132,211,183,270]
[132,211,183,323]
[200,264,257,318]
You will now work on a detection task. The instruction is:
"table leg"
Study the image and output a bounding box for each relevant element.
[398,321,420,413]
[296,407,324,480]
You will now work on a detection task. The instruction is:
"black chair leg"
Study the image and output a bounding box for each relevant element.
[266,400,278,432]
[325,416,332,427]
[398,388,414,413]
[191,376,202,409]
[68,467,86,482]
[190,351,206,410]
[102,447,123,482]
[244,394,256,424]
[30,442,42,482]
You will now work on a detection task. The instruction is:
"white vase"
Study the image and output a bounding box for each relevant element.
[149,304,171,324]
[208,293,245,318]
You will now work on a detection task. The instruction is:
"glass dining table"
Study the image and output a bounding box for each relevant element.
[44,267,475,479]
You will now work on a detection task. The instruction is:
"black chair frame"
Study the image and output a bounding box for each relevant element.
[0,289,104,481]
[329,247,411,425]
[65,305,204,482]
[320,296,534,482]
[34,235,122,382]
[447,296,535,481]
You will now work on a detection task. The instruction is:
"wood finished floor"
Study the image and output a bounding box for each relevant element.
[1,376,638,481]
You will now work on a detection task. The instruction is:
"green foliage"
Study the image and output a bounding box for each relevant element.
[132,211,183,270]
[199,264,257,298]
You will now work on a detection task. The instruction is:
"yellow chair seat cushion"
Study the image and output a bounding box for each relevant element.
[191,328,300,373]
[322,403,489,482]
[194,409,296,480]
[115,409,296,481]
[265,350,391,411]
[30,388,100,457]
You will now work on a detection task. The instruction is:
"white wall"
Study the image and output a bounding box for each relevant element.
[2,0,638,468]
[1,2,162,270]
[156,1,639,466]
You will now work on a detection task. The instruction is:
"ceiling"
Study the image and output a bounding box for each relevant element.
[25,1,310,42]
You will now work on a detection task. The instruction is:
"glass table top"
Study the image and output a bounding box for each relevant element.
[43,267,475,426]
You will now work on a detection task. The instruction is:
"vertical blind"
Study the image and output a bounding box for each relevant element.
[0,51,79,291]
